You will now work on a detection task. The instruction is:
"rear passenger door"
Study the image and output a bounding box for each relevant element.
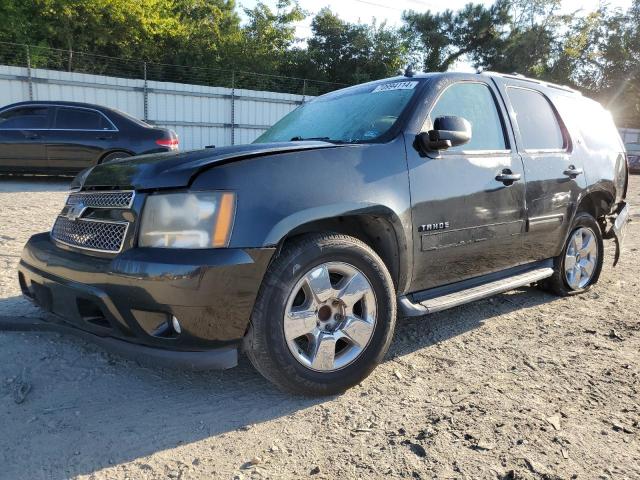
[47,107,118,171]
[495,81,587,260]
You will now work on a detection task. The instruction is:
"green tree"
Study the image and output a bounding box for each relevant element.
[234,0,305,74]
[0,0,241,72]
[291,8,406,85]
[398,0,640,127]
[553,2,640,126]
[479,0,570,77]
[1,0,638,127]
[401,1,510,72]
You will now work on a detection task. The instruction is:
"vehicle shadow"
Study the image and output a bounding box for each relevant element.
[0,174,71,192]
[0,286,559,478]
[389,285,558,359]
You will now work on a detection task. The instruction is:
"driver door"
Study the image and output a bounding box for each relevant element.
[406,80,528,292]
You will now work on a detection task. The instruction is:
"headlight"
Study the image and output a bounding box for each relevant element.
[139,191,236,248]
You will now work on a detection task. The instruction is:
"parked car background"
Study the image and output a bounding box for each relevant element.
[625,142,640,173]
[0,101,178,174]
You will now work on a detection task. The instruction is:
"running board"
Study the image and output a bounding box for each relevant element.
[399,267,554,316]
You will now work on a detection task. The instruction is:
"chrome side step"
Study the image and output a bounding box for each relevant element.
[399,267,554,316]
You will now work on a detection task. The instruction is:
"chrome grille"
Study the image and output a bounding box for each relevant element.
[51,190,135,254]
[52,217,128,253]
[66,190,134,209]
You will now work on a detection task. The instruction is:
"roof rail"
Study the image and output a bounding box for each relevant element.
[479,70,580,94]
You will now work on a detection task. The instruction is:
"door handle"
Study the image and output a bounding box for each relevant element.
[495,169,522,185]
[24,133,40,140]
[563,166,583,177]
[96,135,113,140]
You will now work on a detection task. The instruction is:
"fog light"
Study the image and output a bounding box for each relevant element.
[171,316,182,334]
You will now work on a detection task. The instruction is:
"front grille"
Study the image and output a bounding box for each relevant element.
[66,190,134,209]
[52,216,129,253]
[52,190,135,254]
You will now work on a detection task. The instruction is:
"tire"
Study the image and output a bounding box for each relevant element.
[540,212,604,296]
[244,233,396,396]
[100,151,131,164]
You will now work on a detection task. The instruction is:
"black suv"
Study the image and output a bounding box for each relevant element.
[18,72,629,395]
[0,101,178,174]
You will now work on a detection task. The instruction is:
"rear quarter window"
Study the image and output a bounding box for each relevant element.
[552,95,623,153]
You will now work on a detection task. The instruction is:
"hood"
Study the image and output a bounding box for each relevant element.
[78,141,339,190]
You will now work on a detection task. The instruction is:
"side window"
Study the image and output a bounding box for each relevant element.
[428,82,507,152]
[0,106,49,129]
[507,87,565,151]
[55,108,113,130]
[553,95,622,152]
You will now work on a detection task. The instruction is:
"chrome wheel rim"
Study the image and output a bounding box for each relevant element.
[283,261,377,372]
[564,227,598,289]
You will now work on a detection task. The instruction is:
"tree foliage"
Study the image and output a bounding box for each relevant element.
[555,2,640,126]
[0,0,240,65]
[402,0,640,126]
[402,1,510,72]
[287,8,406,85]
[0,0,639,125]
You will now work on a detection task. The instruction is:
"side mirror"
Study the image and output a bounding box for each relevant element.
[416,115,472,153]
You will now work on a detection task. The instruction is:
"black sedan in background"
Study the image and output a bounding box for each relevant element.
[0,101,178,174]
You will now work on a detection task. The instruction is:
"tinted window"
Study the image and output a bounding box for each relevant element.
[552,95,622,152]
[55,108,112,130]
[428,82,506,151]
[0,106,49,129]
[507,87,564,150]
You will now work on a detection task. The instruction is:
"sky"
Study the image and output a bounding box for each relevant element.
[239,0,633,41]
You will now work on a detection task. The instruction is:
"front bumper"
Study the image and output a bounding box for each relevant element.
[18,233,275,369]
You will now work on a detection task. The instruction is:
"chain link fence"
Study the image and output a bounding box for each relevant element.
[0,41,345,97]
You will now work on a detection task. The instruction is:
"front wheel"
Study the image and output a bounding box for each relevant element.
[540,212,604,296]
[244,233,396,396]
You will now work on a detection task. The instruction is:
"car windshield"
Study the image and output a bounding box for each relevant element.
[253,80,423,144]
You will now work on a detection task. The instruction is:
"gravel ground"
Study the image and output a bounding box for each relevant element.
[0,174,638,480]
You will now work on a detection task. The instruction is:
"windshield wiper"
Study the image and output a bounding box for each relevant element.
[290,136,333,142]
[290,136,358,144]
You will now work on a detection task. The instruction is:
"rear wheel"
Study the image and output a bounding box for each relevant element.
[540,212,604,296]
[244,233,396,395]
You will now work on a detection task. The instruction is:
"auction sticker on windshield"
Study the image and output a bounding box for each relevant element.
[372,81,419,93]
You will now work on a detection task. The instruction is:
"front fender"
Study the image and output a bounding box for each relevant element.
[263,202,403,246]
[263,202,412,291]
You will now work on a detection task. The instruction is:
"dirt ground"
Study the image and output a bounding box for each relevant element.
[0,175,638,480]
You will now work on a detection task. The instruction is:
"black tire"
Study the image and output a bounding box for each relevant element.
[244,233,396,396]
[100,151,131,164]
[540,212,604,296]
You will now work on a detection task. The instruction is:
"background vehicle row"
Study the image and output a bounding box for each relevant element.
[0,101,178,174]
